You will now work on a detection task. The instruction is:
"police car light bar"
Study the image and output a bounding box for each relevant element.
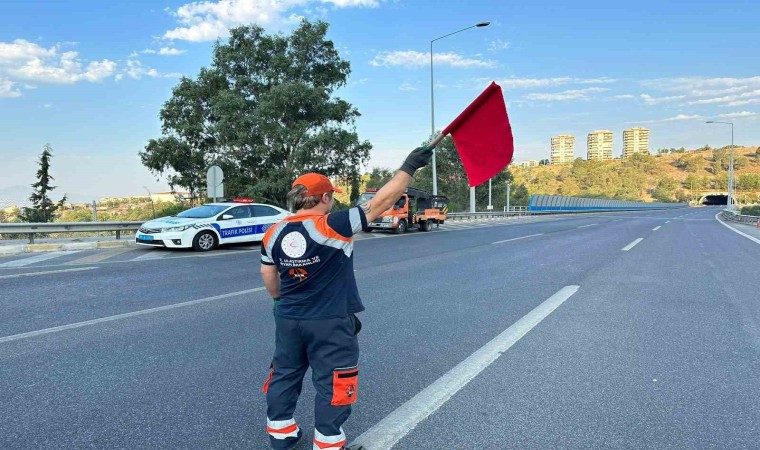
[232,198,255,203]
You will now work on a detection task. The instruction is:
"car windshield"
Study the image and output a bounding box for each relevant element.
[175,205,228,219]
[356,193,375,205]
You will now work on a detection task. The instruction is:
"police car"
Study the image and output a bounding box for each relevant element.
[135,199,291,251]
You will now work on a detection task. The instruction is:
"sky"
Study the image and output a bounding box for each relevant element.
[1,0,759,202]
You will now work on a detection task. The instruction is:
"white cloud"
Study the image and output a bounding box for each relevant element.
[0,39,115,88]
[0,78,21,98]
[614,94,636,99]
[687,89,760,106]
[488,38,510,51]
[371,50,496,68]
[643,76,760,93]
[524,87,609,102]
[43,103,52,108]
[159,47,187,56]
[398,82,417,92]
[121,58,182,80]
[663,114,702,121]
[640,93,686,105]
[323,0,378,6]
[493,77,615,90]
[125,58,160,79]
[141,47,186,56]
[715,111,758,119]
[163,0,377,42]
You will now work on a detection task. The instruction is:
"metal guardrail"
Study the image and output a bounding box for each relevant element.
[0,221,142,244]
[447,210,530,221]
[721,210,760,227]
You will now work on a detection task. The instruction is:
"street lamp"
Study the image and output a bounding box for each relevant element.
[430,21,490,200]
[705,121,735,210]
[143,186,156,219]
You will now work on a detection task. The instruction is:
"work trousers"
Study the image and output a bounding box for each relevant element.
[264,315,360,450]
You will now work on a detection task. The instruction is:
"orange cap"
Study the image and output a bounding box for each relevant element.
[292,173,343,196]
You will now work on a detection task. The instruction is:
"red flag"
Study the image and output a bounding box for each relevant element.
[441,82,514,187]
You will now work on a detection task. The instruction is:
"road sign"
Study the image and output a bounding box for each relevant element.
[207,166,224,201]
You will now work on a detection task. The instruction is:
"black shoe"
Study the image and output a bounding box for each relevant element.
[341,446,365,450]
[283,430,303,450]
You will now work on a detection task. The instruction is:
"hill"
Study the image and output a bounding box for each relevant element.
[512,146,760,205]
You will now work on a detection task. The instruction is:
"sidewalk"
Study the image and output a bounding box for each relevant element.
[717,216,760,244]
[0,234,136,255]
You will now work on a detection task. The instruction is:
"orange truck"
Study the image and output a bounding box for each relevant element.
[358,187,449,233]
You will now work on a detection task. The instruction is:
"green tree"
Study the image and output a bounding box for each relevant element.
[20,144,67,223]
[734,156,749,170]
[510,184,530,206]
[141,20,371,207]
[57,208,94,222]
[738,173,760,189]
[652,177,679,202]
[365,168,394,189]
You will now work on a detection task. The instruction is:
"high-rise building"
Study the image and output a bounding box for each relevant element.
[587,130,614,160]
[550,135,575,164]
[623,128,650,157]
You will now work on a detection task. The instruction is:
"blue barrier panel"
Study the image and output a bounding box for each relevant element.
[527,195,687,212]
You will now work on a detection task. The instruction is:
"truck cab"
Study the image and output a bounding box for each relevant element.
[358,187,448,233]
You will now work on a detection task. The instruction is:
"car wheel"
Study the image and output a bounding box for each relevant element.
[193,231,217,252]
[394,220,407,234]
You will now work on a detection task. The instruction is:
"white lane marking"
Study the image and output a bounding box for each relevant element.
[65,247,134,265]
[491,233,544,245]
[0,287,267,345]
[652,226,661,231]
[0,251,80,268]
[665,221,671,223]
[622,238,644,251]
[577,223,598,228]
[0,267,97,280]
[131,251,171,261]
[351,286,580,450]
[612,219,623,222]
[714,212,760,245]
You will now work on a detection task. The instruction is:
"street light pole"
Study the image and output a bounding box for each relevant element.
[706,121,735,210]
[430,22,490,198]
[143,186,156,219]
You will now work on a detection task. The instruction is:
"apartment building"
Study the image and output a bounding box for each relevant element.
[622,127,650,157]
[587,130,614,160]
[550,134,575,164]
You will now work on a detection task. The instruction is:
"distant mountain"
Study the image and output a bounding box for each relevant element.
[0,185,90,207]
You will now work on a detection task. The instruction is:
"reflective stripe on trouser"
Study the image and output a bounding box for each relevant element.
[266,315,359,449]
[313,427,346,449]
[267,417,300,440]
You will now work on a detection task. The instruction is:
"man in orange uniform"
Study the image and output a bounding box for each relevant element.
[260,146,433,449]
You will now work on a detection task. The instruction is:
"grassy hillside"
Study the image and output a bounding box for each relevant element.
[512,147,760,204]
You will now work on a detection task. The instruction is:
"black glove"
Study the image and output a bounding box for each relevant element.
[399,146,434,176]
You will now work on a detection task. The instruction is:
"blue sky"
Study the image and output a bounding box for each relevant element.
[1,0,758,202]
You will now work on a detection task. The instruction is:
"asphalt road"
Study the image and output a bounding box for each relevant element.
[1,207,758,449]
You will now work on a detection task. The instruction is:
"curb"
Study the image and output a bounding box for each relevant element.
[0,240,133,256]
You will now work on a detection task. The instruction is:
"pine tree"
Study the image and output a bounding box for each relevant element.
[20,144,67,223]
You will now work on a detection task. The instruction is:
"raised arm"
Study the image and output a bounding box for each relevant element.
[360,146,434,223]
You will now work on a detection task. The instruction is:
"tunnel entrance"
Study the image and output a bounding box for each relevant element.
[701,195,728,206]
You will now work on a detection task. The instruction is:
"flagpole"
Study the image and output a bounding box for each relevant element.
[430,22,490,197]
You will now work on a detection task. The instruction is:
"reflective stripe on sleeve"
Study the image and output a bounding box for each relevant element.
[349,207,363,234]
[302,219,354,257]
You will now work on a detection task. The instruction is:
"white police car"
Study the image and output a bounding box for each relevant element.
[135,199,291,251]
